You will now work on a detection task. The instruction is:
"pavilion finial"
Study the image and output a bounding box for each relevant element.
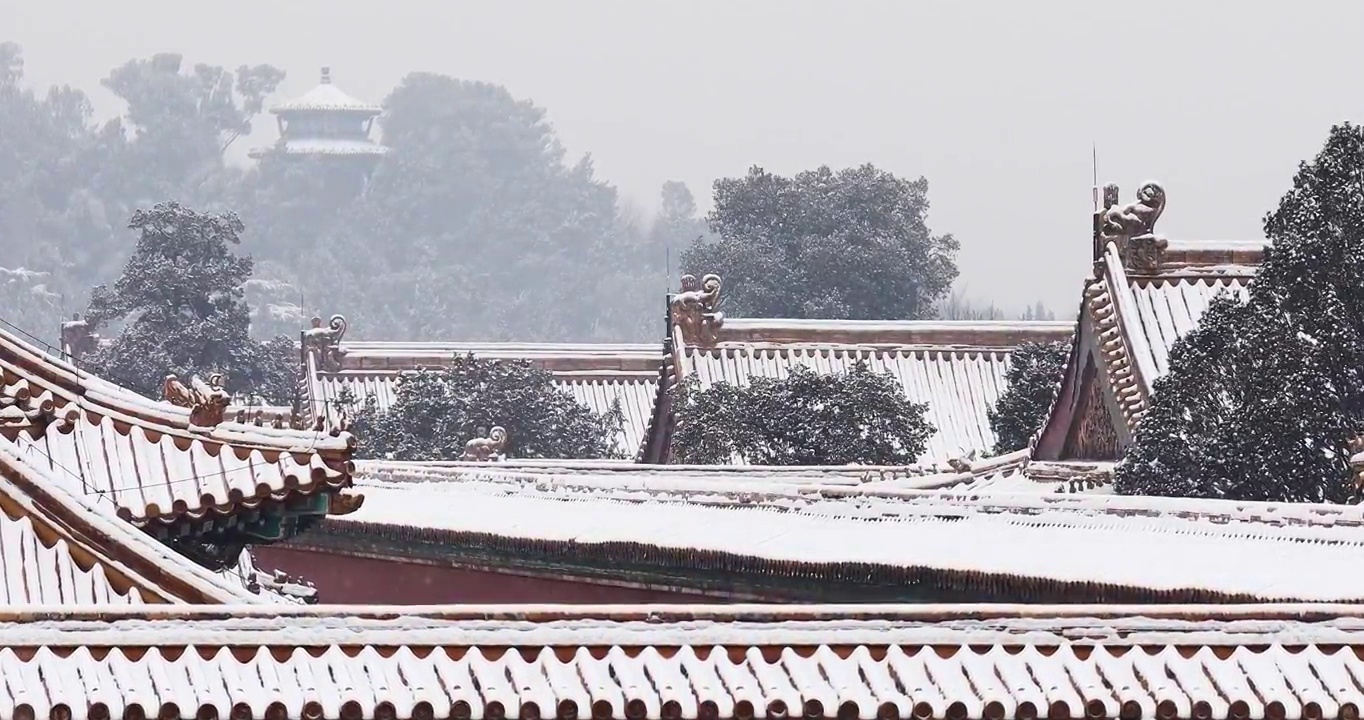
[320,66,332,84]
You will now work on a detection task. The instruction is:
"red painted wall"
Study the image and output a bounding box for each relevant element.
[253,546,725,604]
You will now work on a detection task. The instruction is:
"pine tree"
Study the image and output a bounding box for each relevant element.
[988,340,1070,454]
[671,362,935,465]
[1115,123,1364,503]
[83,202,296,401]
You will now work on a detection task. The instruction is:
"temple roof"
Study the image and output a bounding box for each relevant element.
[0,432,263,604]
[645,313,1075,463]
[0,324,358,528]
[270,67,382,115]
[0,604,1362,720]
[295,458,1364,603]
[1033,225,1264,461]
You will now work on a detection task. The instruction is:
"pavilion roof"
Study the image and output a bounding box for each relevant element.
[270,67,382,115]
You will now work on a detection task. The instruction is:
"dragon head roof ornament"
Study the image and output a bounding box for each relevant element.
[462,426,508,462]
[162,373,232,428]
[1098,181,1168,274]
[303,314,348,372]
[669,274,724,347]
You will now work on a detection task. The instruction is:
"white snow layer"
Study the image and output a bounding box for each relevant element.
[343,465,1364,601]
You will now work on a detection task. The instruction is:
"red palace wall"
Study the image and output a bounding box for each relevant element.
[252,546,723,604]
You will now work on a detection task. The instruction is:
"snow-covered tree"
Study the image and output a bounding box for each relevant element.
[347,354,625,461]
[671,362,935,465]
[1115,123,1364,503]
[82,202,296,401]
[683,164,958,320]
[988,340,1069,454]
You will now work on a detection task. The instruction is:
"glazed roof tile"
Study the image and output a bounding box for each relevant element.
[0,605,1362,720]
[332,461,1364,602]
[0,434,264,604]
[0,326,356,526]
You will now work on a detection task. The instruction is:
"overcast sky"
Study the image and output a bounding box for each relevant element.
[5,0,1363,315]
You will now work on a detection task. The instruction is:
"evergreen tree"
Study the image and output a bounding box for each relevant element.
[348,354,625,461]
[988,340,1070,454]
[82,202,296,401]
[1115,123,1364,503]
[671,362,935,465]
[683,164,958,320]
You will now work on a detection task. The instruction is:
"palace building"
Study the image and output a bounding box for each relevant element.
[12,178,1360,717]
[249,66,387,163]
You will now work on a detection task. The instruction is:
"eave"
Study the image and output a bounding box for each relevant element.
[1,604,1363,720]
[2,324,359,538]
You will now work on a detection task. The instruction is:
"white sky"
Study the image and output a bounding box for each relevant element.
[5,0,1363,315]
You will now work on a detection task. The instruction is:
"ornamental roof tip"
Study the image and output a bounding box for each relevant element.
[1093,181,1268,275]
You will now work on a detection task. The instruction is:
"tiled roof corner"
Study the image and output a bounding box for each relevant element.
[0,325,357,529]
[0,434,264,604]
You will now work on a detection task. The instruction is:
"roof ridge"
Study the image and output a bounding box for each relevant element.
[0,325,358,527]
[353,466,1364,531]
[0,325,353,452]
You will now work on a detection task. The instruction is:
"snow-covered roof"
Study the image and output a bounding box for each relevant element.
[1034,236,1264,459]
[316,460,1364,602]
[2,604,1364,719]
[0,433,264,604]
[0,323,357,526]
[305,338,662,458]
[274,138,389,156]
[651,318,1075,463]
[270,67,382,115]
[1092,242,1254,428]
